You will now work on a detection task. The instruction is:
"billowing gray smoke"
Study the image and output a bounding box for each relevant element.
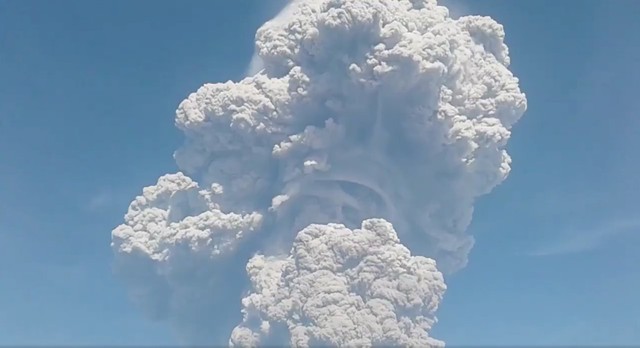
[112,0,526,346]
[230,219,447,347]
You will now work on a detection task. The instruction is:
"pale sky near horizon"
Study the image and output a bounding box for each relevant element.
[1,0,638,345]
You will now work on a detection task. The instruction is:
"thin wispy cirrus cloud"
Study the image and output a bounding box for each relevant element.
[110,0,526,346]
[84,188,136,214]
[86,190,116,212]
[507,188,640,257]
[529,217,640,257]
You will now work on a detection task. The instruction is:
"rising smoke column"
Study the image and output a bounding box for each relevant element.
[230,219,446,347]
[112,0,527,345]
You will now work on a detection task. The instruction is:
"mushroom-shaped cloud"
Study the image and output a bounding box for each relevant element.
[112,0,526,345]
[230,219,446,348]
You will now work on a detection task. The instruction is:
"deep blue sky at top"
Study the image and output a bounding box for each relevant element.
[0,0,638,345]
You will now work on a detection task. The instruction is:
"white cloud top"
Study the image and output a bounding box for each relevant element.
[112,0,526,345]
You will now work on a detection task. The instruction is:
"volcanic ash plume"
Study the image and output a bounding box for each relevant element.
[111,0,526,346]
[230,219,446,348]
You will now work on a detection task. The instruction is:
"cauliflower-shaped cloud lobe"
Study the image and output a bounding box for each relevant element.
[172,0,526,272]
[111,173,263,341]
[230,219,446,348]
[113,173,263,260]
[112,0,526,345]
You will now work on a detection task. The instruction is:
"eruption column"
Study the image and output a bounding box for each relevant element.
[112,0,527,346]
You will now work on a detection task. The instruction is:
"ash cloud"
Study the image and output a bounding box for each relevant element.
[230,219,446,348]
[112,0,526,346]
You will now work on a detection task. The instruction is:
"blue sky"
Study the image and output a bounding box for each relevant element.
[1,0,638,345]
